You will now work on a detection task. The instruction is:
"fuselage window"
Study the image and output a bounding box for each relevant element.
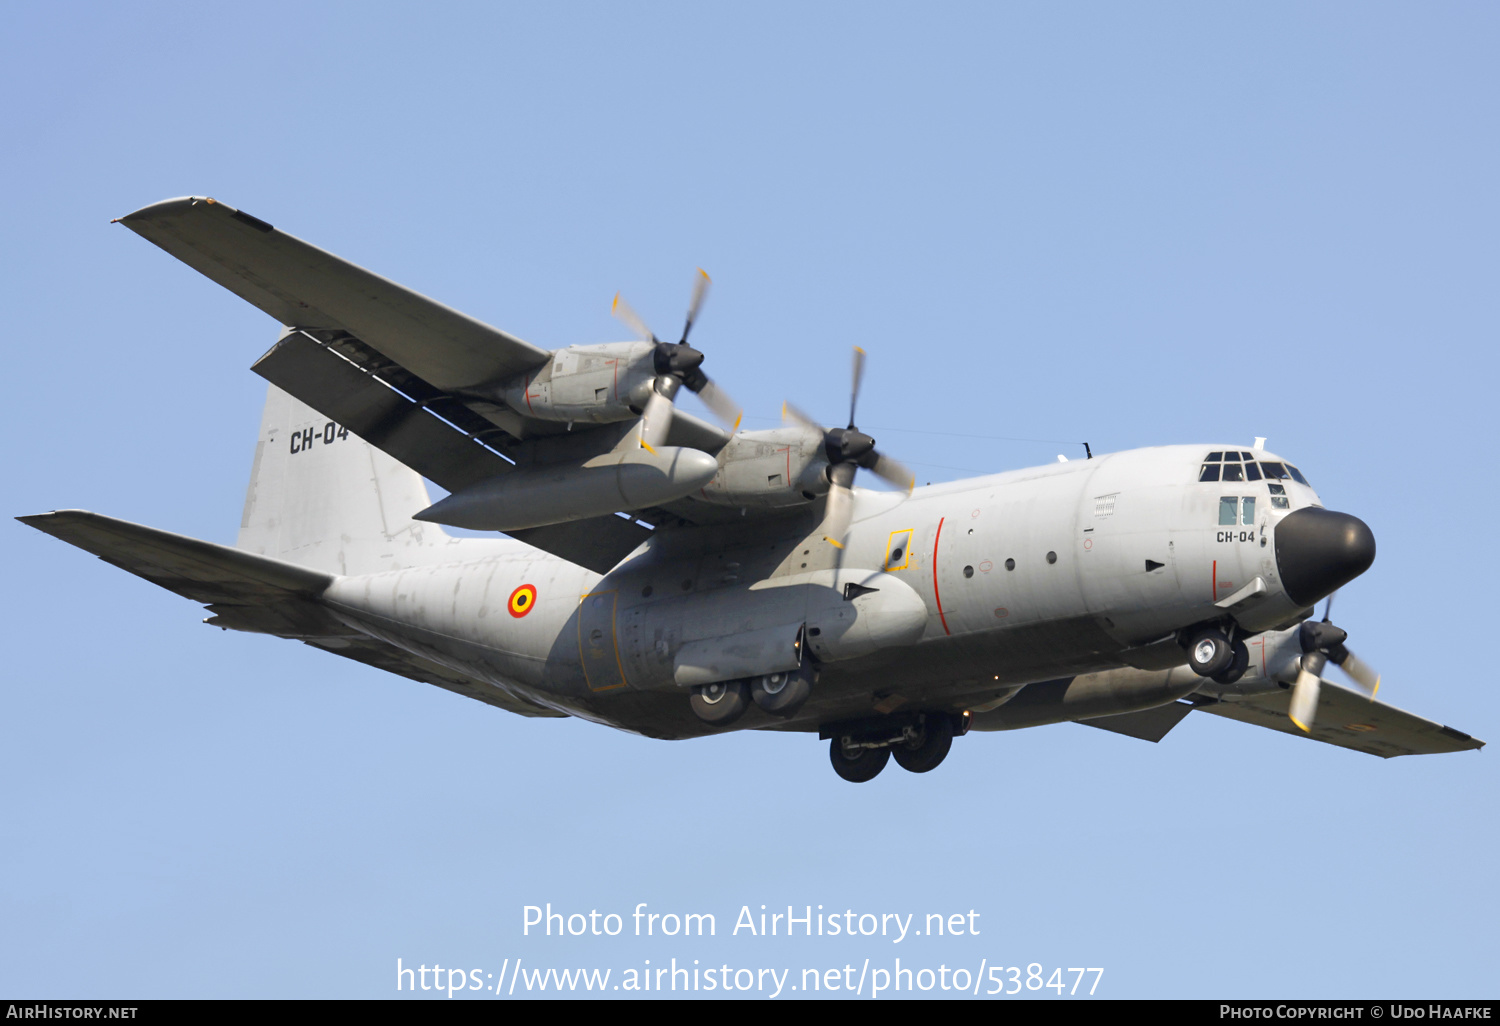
[1268,483,1290,510]
[1219,497,1238,525]
[1242,496,1256,525]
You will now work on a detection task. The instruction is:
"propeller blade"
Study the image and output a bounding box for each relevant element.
[680,268,710,345]
[1288,666,1322,733]
[848,346,866,428]
[822,477,855,549]
[639,387,674,452]
[692,377,742,432]
[869,451,916,493]
[781,401,826,435]
[1333,649,1381,697]
[611,292,658,344]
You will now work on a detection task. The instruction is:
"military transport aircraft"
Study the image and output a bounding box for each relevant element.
[21,196,1483,781]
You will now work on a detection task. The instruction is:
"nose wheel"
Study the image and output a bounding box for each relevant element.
[1185,628,1235,678]
[830,742,890,783]
[826,712,962,782]
[892,713,954,773]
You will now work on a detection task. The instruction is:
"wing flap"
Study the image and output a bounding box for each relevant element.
[1190,682,1485,758]
[118,196,550,390]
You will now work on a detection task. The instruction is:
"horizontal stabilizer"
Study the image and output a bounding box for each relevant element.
[20,509,334,606]
[1190,681,1484,758]
[21,510,564,719]
[117,196,550,390]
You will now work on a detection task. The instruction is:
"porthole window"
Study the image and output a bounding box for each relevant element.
[1005,558,1015,571]
[641,585,653,597]
[963,565,974,578]
[1046,551,1057,565]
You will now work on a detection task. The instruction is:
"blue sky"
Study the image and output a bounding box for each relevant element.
[3,1,1496,999]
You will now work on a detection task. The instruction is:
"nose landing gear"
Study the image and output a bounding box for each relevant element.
[823,712,964,782]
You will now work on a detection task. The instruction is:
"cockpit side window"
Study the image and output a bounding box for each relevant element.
[1260,462,1291,480]
[1287,464,1309,485]
[1268,483,1290,510]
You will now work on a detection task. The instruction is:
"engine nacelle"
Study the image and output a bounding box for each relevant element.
[695,427,830,509]
[496,342,657,424]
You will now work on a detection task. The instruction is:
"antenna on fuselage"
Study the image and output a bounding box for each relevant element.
[1083,442,1093,460]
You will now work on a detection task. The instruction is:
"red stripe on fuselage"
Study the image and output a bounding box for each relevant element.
[933,516,951,636]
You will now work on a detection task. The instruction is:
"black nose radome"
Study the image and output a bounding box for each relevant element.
[1274,508,1376,607]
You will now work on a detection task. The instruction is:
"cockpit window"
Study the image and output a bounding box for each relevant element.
[1199,463,1221,482]
[1260,462,1291,480]
[1240,451,1255,460]
[1219,496,1238,525]
[1244,461,1262,481]
[1221,462,1244,481]
[1268,483,1290,509]
[1223,451,1241,461]
[1206,452,1223,462]
[1287,464,1309,485]
[1242,496,1256,524]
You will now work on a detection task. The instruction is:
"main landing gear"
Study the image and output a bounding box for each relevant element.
[826,712,967,783]
[689,662,818,726]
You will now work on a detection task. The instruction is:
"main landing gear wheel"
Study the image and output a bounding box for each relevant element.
[1212,639,1250,685]
[829,740,890,783]
[1185,628,1234,678]
[892,714,954,773]
[690,680,749,726]
[750,665,815,718]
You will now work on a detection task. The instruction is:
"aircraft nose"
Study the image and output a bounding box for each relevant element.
[1273,508,1376,607]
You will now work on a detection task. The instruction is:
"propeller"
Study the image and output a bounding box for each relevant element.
[783,347,915,549]
[611,270,742,451]
[1287,595,1382,732]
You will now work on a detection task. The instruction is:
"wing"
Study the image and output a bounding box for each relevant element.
[19,510,563,719]
[1188,682,1484,758]
[250,325,654,573]
[117,197,551,390]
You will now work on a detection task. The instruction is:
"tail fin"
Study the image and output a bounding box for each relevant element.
[237,384,454,576]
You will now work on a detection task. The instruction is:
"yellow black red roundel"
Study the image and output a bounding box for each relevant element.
[507,584,537,618]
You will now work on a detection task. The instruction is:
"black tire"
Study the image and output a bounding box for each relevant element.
[1211,639,1251,684]
[1186,628,1234,678]
[689,680,750,726]
[892,714,954,773]
[750,666,814,718]
[829,740,890,783]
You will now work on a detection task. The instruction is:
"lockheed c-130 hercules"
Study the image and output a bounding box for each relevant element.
[23,196,1483,781]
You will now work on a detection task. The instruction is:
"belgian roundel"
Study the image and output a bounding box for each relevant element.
[508,584,537,618]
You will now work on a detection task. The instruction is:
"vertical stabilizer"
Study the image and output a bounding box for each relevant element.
[238,384,454,575]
